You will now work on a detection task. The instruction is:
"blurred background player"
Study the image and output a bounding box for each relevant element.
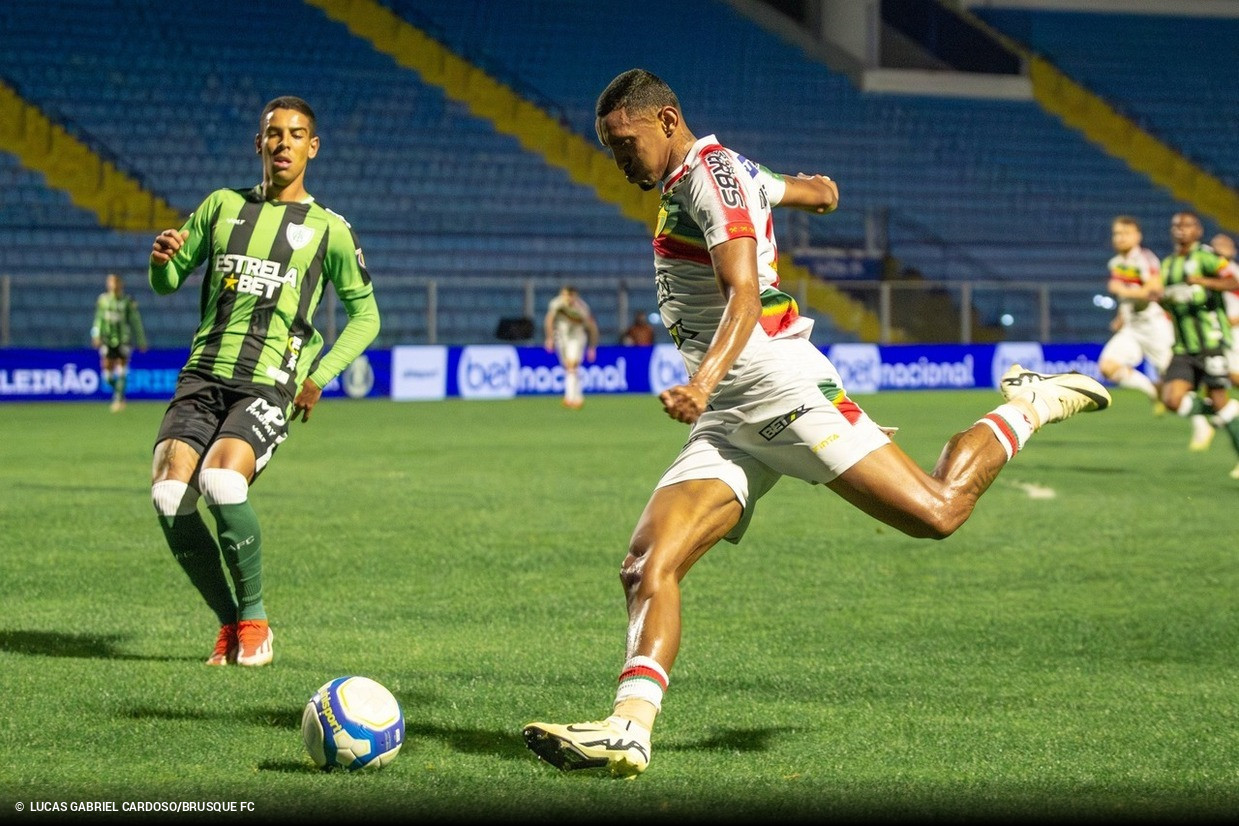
[1098,216,1173,417]
[147,96,380,667]
[1209,232,1239,390]
[543,284,599,409]
[1156,212,1239,477]
[91,272,148,412]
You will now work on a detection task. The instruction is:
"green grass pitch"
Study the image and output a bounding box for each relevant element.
[0,390,1235,822]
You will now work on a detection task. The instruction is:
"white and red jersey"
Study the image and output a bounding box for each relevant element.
[653,135,817,415]
[1108,245,1168,331]
[546,292,594,343]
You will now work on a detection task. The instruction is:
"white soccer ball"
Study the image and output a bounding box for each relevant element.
[302,676,404,771]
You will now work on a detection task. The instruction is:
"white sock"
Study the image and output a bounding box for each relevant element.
[979,403,1036,460]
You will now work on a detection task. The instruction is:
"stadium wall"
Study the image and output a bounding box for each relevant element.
[0,341,1116,403]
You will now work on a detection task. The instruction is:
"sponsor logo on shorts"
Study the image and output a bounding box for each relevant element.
[759,405,810,441]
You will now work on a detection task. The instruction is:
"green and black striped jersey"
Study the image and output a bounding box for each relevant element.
[149,185,380,401]
[91,291,146,349]
[1160,242,1233,355]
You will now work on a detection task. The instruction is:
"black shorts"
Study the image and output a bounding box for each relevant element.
[99,344,131,362]
[1164,349,1232,391]
[155,371,291,478]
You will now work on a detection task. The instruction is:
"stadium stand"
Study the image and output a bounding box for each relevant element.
[0,0,1229,347]
[970,5,1239,191]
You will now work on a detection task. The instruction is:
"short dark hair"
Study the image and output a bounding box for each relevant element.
[595,69,679,120]
[260,96,317,134]
[1113,215,1140,230]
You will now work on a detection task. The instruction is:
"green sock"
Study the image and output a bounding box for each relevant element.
[158,510,237,626]
[209,502,266,621]
[112,373,126,402]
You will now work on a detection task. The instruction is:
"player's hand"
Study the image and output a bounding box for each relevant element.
[586,346,597,364]
[659,382,710,424]
[91,337,101,349]
[292,378,323,423]
[797,172,838,214]
[150,229,188,266]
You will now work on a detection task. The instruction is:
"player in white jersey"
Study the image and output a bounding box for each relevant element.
[1098,216,1174,417]
[543,284,599,409]
[1209,233,1239,467]
[522,69,1111,778]
[1209,234,1239,384]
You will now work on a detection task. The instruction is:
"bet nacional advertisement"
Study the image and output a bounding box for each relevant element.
[0,341,1115,403]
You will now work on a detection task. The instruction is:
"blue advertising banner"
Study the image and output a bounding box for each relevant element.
[2,342,1111,403]
[0,348,392,403]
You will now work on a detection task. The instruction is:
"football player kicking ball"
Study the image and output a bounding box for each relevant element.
[522,69,1110,777]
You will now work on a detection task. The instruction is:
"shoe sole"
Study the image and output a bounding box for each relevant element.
[1001,368,1111,413]
[522,726,644,777]
[1050,375,1111,412]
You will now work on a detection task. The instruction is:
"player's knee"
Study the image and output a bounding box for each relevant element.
[152,480,198,517]
[199,468,249,507]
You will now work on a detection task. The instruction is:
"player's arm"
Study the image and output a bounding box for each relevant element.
[777,173,838,214]
[543,303,558,351]
[659,237,761,424]
[1187,257,1239,292]
[149,196,212,294]
[295,228,381,421]
[129,299,149,351]
[1108,275,1156,301]
[90,297,104,347]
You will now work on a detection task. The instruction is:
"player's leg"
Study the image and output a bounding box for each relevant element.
[103,353,126,411]
[524,478,740,777]
[524,425,757,776]
[1100,332,1159,406]
[830,365,1109,538]
[152,435,239,665]
[559,334,586,408]
[1202,382,1239,478]
[1162,357,1216,451]
[203,394,289,667]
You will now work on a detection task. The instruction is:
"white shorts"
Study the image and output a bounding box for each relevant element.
[556,329,588,367]
[655,363,890,544]
[1099,323,1173,375]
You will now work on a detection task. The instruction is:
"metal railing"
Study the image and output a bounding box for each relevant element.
[0,273,1112,349]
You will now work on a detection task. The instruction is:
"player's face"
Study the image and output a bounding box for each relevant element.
[106,275,122,295]
[596,107,670,191]
[1170,213,1202,248]
[1111,222,1140,253]
[256,108,319,190]
[1211,234,1236,259]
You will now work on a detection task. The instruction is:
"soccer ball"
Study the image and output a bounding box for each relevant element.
[301,676,404,771]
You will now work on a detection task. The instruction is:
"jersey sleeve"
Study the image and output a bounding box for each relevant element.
[148,191,218,295]
[90,295,104,339]
[307,219,380,388]
[127,297,147,349]
[685,148,758,250]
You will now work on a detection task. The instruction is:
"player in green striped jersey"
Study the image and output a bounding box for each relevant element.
[147,96,380,666]
[1156,211,1239,477]
[90,272,147,412]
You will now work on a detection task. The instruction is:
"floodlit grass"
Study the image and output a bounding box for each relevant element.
[0,391,1235,822]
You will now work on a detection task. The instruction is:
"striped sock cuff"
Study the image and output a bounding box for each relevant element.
[979,404,1034,460]
[615,655,669,710]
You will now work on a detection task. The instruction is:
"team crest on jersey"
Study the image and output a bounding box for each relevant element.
[286,223,315,250]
